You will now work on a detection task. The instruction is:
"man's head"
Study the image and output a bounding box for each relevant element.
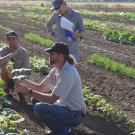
[6,31,18,48]
[46,42,69,65]
[51,0,67,15]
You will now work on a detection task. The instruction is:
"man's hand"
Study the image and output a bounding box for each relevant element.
[72,31,82,39]
[47,29,55,36]
[15,83,30,94]
[8,71,15,79]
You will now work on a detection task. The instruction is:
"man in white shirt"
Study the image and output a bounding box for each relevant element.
[15,42,86,135]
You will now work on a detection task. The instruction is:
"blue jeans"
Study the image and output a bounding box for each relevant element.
[33,102,84,135]
[71,49,79,62]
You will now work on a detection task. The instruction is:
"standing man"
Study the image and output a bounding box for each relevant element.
[15,42,86,135]
[0,31,30,95]
[45,0,84,61]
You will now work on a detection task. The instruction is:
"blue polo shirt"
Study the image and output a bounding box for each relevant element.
[42,62,86,113]
[45,8,85,60]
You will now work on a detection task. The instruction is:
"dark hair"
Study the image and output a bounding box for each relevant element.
[65,55,75,65]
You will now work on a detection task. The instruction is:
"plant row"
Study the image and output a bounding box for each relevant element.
[89,54,135,79]
[83,86,135,131]
[26,12,49,28]
[84,19,135,33]
[104,30,135,45]
[80,9,135,23]
[25,32,53,47]
[0,24,12,32]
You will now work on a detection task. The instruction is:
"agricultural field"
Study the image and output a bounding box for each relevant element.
[0,1,135,135]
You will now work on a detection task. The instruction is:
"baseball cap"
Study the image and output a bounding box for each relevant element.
[46,42,69,56]
[51,0,64,10]
[6,31,18,38]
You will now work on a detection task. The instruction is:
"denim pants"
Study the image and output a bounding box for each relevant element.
[71,49,79,62]
[33,102,84,135]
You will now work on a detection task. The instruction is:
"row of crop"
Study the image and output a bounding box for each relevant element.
[84,19,135,45]
[19,6,51,14]
[0,9,19,14]
[0,80,30,135]
[26,12,49,22]
[84,19,135,33]
[83,86,135,131]
[89,54,135,79]
[104,30,135,45]
[25,32,53,47]
[80,9,135,23]
[0,6,51,15]
[0,24,12,32]
[26,12,49,29]
[0,6,50,29]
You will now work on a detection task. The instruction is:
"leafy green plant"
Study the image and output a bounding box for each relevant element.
[0,43,6,48]
[0,108,30,134]
[30,56,49,75]
[129,35,135,45]
[104,30,120,43]
[0,9,19,14]
[89,54,135,79]
[0,80,6,97]
[0,24,12,32]
[84,19,109,31]
[83,87,135,131]
[104,30,135,45]
[25,32,53,47]
[0,79,30,134]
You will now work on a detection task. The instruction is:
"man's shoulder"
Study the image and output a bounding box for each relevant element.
[63,63,76,75]
[19,46,29,54]
[70,8,81,16]
[0,46,8,55]
[0,46,8,51]
[51,12,59,18]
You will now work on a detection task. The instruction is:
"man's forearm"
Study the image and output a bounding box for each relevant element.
[22,79,49,93]
[32,90,58,104]
[22,79,41,91]
[45,21,55,36]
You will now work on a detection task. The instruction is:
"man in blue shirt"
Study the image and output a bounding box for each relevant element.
[46,0,85,61]
[15,42,86,135]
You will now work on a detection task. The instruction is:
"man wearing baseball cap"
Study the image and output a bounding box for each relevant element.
[45,0,84,62]
[51,0,64,10]
[15,42,86,135]
[0,31,30,101]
